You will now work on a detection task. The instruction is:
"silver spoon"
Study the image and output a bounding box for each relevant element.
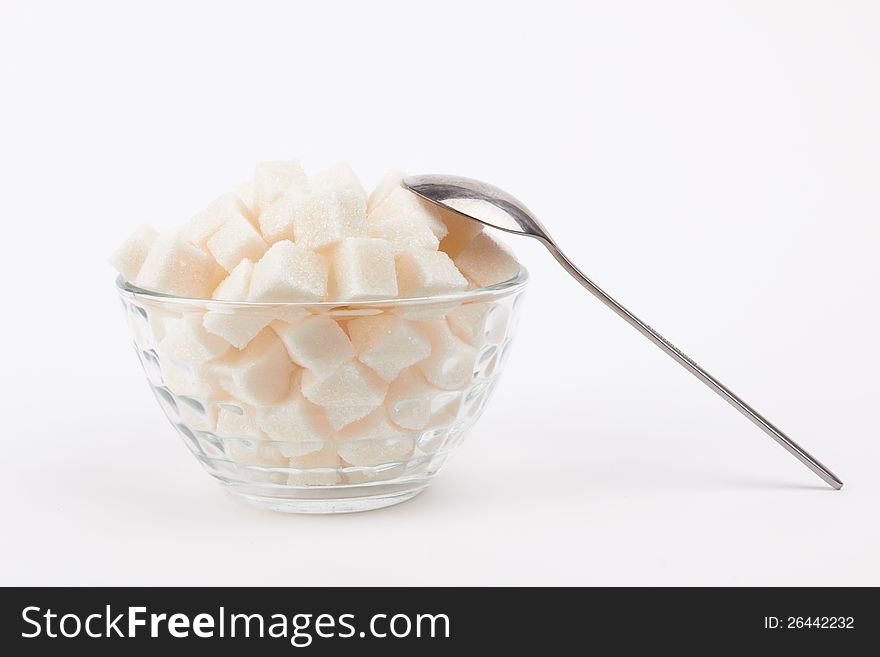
[404,174,843,490]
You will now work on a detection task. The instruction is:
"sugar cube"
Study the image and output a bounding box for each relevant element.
[312,162,367,200]
[202,260,271,348]
[395,249,468,298]
[446,301,507,346]
[160,358,229,432]
[180,193,248,249]
[206,213,268,272]
[392,300,461,322]
[212,328,294,405]
[233,180,259,222]
[272,316,354,379]
[136,231,225,298]
[292,188,367,251]
[370,186,448,240]
[257,188,305,244]
[416,321,478,390]
[176,397,223,433]
[368,213,438,253]
[215,405,266,440]
[454,232,520,287]
[211,258,252,300]
[254,160,308,214]
[160,353,224,402]
[203,310,270,350]
[145,306,181,344]
[301,360,387,430]
[438,207,483,258]
[287,444,340,486]
[263,305,311,325]
[159,313,230,369]
[336,408,415,467]
[248,240,328,302]
[328,237,398,301]
[348,315,431,381]
[366,169,404,214]
[226,439,287,467]
[384,367,439,431]
[110,225,158,282]
[255,392,332,457]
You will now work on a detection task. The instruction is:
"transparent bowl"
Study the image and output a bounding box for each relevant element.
[116,268,528,513]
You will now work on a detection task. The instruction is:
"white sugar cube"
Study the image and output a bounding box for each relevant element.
[315,403,373,436]
[287,444,341,486]
[257,189,305,244]
[438,207,483,258]
[206,213,268,272]
[272,316,354,379]
[212,328,295,405]
[336,408,415,467]
[454,232,520,287]
[312,162,367,200]
[416,321,478,390]
[143,306,180,344]
[328,237,398,301]
[216,405,266,440]
[368,212,438,253]
[203,311,271,350]
[248,240,328,302]
[176,398,222,433]
[262,305,311,325]
[255,392,331,457]
[446,302,507,346]
[136,231,224,298]
[395,249,468,298]
[160,358,229,432]
[110,225,158,282]
[233,180,259,222]
[226,439,287,467]
[159,313,231,369]
[366,169,404,214]
[180,193,248,249]
[384,367,440,431]
[211,258,252,300]
[301,360,387,430]
[254,160,309,214]
[348,315,431,381]
[203,260,271,348]
[292,188,367,251]
[160,353,223,401]
[392,300,461,322]
[370,186,448,240]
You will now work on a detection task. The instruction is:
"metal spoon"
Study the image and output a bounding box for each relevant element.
[404,174,843,490]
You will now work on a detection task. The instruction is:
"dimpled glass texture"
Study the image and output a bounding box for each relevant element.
[116,268,528,513]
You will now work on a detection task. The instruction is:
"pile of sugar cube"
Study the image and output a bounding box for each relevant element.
[112,161,520,484]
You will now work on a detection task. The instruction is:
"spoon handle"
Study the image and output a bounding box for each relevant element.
[543,241,843,490]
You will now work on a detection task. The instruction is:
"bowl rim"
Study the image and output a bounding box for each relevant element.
[116,265,529,308]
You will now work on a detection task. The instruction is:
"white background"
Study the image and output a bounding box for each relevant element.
[1,1,877,586]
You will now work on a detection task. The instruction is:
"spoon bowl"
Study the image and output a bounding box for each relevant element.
[405,174,544,237]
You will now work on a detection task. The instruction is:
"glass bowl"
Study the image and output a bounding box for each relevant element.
[116,268,528,513]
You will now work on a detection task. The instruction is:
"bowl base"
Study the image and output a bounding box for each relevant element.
[226,483,427,514]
